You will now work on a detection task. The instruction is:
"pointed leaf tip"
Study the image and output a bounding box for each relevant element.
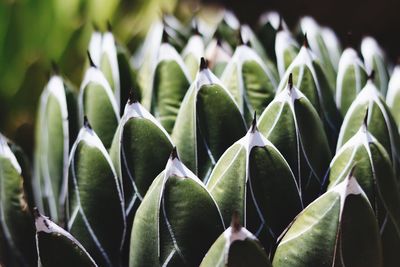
[200,57,208,70]
[231,211,241,232]
[363,107,369,128]
[251,111,258,133]
[367,70,375,81]
[83,115,92,130]
[278,15,283,31]
[348,164,357,180]
[51,60,59,75]
[87,51,96,68]
[107,20,112,32]
[162,29,169,43]
[33,207,40,219]
[128,89,138,104]
[92,22,99,32]
[170,147,179,160]
[192,19,201,36]
[288,73,293,90]
[303,33,309,48]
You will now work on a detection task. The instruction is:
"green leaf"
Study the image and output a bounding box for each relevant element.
[35,209,97,267]
[152,43,191,133]
[34,75,76,222]
[328,124,400,264]
[258,81,332,205]
[171,62,247,181]
[0,134,37,266]
[277,45,342,149]
[79,66,120,149]
[67,124,125,267]
[206,120,302,251]
[337,81,400,181]
[200,213,271,267]
[273,174,382,267]
[241,25,271,62]
[182,35,205,81]
[275,29,299,78]
[361,37,389,95]
[335,48,368,116]
[214,11,240,49]
[386,66,400,133]
[221,45,277,123]
[129,151,225,267]
[204,38,231,77]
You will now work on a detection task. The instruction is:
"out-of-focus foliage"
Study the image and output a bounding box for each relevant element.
[0,0,180,154]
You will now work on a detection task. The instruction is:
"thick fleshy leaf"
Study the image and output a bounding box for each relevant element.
[129,152,225,267]
[67,124,125,267]
[337,80,400,180]
[328,124,400,265]
[257,11,288,62]
[299,17,337,88]
[221,45,277,123]
[320,27,342,70]
[171,60,247,181]
[34,75,77,222]
[0,134,37,266]
[361,37,389,95]
[277,43,342,149]
[79,65,120,149]
[214,10,240,49]
[336,47,368,116]
[35,209,97,267]
[273,174,382,267]
[152,43,191,133]
[205,38,232,77]
[182,34,205,80]
[201,215,271,267]
[275,29,299,78]
[241,25,271,62]
[206,121,302,251]
[258,81,332,205]
[386,66,400,133]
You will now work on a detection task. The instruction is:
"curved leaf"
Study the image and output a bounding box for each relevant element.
[258,81,331,205]
[0,134,37,266]
[67,124,125,267]
[79,66,120,149]
[129,151,225,267]
[386,65,400,133]
[335,48,368,116]
[206,120,302,251]
[205,38,232,77]
[152,43,191,133]
[35,209,97,267]
[273,174,382,267]
[221,45,277,123]
[172,60,247,181]
[182,34,205,80]
[275,29,299,78]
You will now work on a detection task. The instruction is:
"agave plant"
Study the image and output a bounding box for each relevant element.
[2,6,400,267]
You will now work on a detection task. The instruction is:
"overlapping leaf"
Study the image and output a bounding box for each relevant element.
[386,66,400,133]
[259,77,332,205]
[275,28,299,78]
[66,122,125,267]
[129,150,225,267]
[206,117,302,251]
[205,36,232,77]
[182,32,205,80]
[273,174,382,267]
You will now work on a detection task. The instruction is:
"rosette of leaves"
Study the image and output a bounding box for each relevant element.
[78,54,120,149]
[34,74,78,222]
[386,65,400,132]
[205,35,232,77]
[273,172,383,267]
[336,78,400,179]
[171,58,247,181]
[206,115,302,251]
[361,36,389,95]
[109,95,173,254]
[129,149,225,267]
[181,30,205,80]
[299,17,338,88]
[276,36,342,148]
[0,134,37,266]
[88,26,121,106]
[258,75,332,205]
[66,120,126,267]
[327,118,400,265]
[152,38,191,133]
[34,208,97,267]
[335,47,368,116]
[275,27,299,78]
[220,42,277,122]
[200,212,271,267]
[257,11,288,62]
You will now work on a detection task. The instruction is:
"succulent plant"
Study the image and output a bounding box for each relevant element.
[2,6,400,267]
